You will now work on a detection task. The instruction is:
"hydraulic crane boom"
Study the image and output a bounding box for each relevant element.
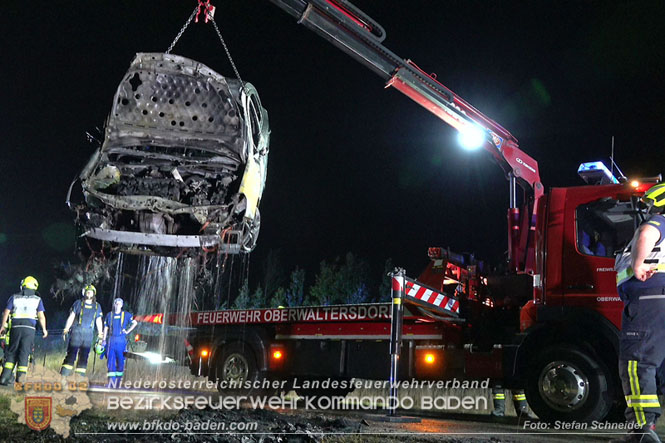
[270,0,543,273]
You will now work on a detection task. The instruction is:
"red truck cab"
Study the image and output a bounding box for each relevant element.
[513,181,653,421]
[409,179,652,422]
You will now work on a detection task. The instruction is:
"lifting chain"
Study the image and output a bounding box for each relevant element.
[165,1,245,93]
[208,12,245,92]
[165,6,198,55]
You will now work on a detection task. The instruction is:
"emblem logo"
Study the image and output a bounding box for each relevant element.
[25,397,52,431]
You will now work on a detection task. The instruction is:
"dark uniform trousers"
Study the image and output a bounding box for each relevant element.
[61,327,94,376]
[0,326,35,383]
[618,278,665,426]
[491,387,528,416]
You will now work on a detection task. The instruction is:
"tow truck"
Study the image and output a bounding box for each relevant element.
[136,0,659,422]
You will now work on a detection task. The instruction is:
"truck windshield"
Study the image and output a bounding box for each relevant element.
[576,198,639,258]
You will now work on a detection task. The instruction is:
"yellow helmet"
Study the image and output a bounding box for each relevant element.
[82,284,97,296]
[642,183,665,208]
[20,276,39,291]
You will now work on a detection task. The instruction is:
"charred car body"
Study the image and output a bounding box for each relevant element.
[71,53,269,254]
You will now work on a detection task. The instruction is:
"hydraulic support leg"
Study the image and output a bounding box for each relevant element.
[388,268,405,416]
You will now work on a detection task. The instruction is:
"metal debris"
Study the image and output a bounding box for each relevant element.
[71,52,269,255]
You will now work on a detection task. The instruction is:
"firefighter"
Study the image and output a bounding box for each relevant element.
[60,284,103,376]
[103,298,136,387]
[0,276,47,385]
[612,183,665,443]
[0,317,10,361]
[491,387,531,417]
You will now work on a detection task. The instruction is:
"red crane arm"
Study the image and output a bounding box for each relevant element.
[269,0,542,271]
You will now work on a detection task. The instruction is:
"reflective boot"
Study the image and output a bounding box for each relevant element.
[0,367,14,386]
[512,391,538,419]
[491,389,506,417]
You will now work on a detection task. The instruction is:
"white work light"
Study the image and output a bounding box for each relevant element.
[457,124,486,150]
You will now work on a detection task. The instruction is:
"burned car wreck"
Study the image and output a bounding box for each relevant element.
[70,53,269,254]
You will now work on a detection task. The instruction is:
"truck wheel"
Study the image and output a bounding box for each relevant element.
[526,345,614,423]
[214,343,262,395]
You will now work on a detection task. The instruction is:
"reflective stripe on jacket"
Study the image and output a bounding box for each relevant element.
[615,216,665,286]
[11,294,41,320]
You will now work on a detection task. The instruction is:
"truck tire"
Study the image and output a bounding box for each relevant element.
[213,343,265,396]
[526,345,614,423]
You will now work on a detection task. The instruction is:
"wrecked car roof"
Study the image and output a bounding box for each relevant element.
[105,52,246,159]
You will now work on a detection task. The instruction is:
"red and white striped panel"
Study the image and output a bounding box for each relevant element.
[184,338,194,357]
[405,279,459,315]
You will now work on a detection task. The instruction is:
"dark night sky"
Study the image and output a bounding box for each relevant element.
[1,1,664,311]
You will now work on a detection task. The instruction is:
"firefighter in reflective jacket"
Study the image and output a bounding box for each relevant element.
[103,298,136,387]
[0,277,47,385]
[612,183,665,443]
[60,284,103,376]
[0,317,10,359]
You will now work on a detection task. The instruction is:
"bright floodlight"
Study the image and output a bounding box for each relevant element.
[457,125,486,150]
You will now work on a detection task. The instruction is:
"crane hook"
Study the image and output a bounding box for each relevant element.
[195,0,215,24]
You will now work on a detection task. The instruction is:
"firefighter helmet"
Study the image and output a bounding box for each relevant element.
[82,284,97,297]
[94,342,105,355]
[643,183,665,209]
[20,276,39,291]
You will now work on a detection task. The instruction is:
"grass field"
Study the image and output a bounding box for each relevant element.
[2,333,201,389]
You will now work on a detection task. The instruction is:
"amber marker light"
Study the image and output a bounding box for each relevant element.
[201,349,209,357]
[273,350,283,360]
[424,353,435,364]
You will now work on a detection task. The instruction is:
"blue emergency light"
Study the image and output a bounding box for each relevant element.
[578,162,620,185]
